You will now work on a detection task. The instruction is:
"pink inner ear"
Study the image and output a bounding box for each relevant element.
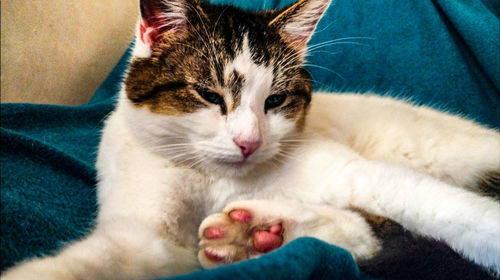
[139,0,188,48]
[139,20,158,47]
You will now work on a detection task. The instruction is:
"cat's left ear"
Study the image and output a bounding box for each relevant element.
[269,0,331,50]
[134,0,194,57]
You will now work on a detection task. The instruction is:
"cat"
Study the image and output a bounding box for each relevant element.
[3,0,500,279]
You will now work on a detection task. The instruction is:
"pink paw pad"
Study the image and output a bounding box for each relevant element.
[204,249,225,262]
[229,209,251,223]
[253,224,283,253]
[203,226,224,239]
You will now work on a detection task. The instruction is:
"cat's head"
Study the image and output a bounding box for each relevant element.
[123,0,331,177]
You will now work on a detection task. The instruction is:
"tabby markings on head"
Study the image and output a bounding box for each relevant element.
[124,0,323,124]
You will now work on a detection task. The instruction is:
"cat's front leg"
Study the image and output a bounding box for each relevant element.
[197,200,380,268]
[2,113,204,279]
[2,219,199,280]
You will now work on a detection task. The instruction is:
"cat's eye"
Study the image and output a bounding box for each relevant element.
[265,93,287,111]
[195,87,226,114]
[196,88,224,105]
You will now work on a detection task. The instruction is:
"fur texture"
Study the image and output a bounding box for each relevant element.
[3,0,500,279]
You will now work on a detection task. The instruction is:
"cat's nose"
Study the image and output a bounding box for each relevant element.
[233,138,261,158]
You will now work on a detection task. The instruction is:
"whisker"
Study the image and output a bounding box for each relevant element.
[283,63,345,82]
[212,6,230,36]
[170,42,210,61]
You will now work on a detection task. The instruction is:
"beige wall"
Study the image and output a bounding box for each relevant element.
[1,0,138,105]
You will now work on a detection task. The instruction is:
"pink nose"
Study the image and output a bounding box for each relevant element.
[233,138,261,158]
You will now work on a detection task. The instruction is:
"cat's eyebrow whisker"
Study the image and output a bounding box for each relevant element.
[306,41,368,55]
[275,44,345,82]
[303,64,345,81]
[275,50,303,70]
[212,6,230,37]
[186,2,225,83]
[311,22,334,35]
[307,50,343,57]
[306,36,374,50]
[184,18,215,62]
[273,77,312,87]
[273,76,332,90]
[171,42,210,61]
[280,63,345,82]
[178,8,221,74]
[187,2,212,43]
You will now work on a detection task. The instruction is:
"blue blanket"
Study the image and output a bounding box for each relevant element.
[1,0,499,279]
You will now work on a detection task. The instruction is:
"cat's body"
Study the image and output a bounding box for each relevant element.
[3,0,500,279]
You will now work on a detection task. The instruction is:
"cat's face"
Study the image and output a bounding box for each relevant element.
[124,0,330,177]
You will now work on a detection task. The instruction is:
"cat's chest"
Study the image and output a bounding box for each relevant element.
[198,142,360,213]
[200,179,267,215]
[199,166,323,214]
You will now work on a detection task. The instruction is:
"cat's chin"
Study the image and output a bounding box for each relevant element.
[205,159,261,178]
[213,161,255,177]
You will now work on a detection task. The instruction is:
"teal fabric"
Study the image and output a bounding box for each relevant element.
[1,0,499,279]
[169,238,370,280]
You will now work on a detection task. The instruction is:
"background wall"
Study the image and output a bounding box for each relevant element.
[1,0,138,105]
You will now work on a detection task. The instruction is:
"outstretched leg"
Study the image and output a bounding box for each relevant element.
[198,200,380,268]
[2,220,199,280]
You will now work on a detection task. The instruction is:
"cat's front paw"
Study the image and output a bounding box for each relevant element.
[198,203,285,268]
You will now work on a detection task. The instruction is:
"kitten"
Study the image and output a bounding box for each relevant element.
[3,0,500,279]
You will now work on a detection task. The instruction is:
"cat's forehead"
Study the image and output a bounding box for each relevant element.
[220,35,274,111]
[125,2,312,120]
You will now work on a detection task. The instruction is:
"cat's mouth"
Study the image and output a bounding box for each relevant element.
[215,159,247,169]
[211,156,258,171]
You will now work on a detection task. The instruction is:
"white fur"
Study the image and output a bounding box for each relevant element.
[224,36,275,148]
[198,200,381,268]
[3,0,500,278]
[5,87,499,279]
[133,20,153,58]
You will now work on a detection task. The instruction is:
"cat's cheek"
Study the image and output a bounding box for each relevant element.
[267,114,297,141]
[186,109,222,135]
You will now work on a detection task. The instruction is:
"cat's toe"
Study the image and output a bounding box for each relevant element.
[198,206,286,268]
[203,248,225,262]
[198,213,245,268]
[203,226,225,239]
[253,224,283,253]
[227,208,283,253]
[229,209,252,222]
[199,244,240,263]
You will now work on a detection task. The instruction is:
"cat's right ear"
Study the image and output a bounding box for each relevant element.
[134,0,190,57]
[269,0,331,51]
